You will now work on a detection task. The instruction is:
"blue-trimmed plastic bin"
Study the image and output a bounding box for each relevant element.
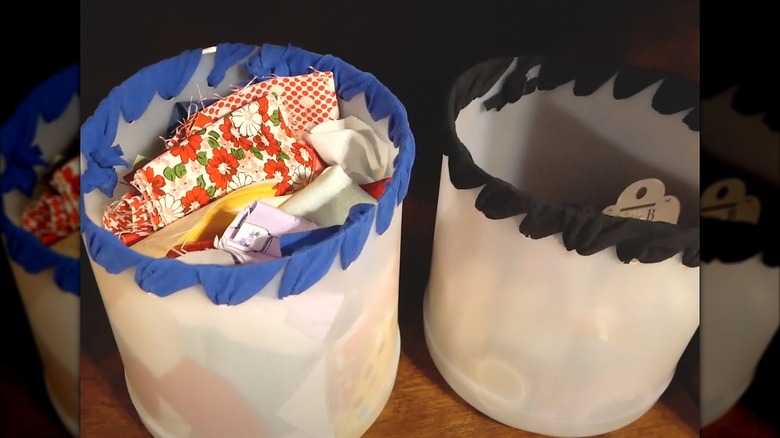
[0,65,80,436]
[81,44,414,438]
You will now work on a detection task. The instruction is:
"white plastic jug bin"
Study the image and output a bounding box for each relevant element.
[0,65,80,437]
[424,56,700,437]
[699,84,779,427]
[80,44,414,438]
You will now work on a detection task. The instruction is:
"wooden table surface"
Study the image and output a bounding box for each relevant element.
[700,331,779,438]
[703,403,779,438]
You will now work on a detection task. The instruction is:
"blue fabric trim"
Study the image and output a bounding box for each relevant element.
[197,258,287,305]
[0,64,80,296]
[81,220,144,274]
[278,230,345,299]
[207,44,256,87]
[277,203,377,269]
[279,225,342,256]
[81,44,415,304]
[339,203,376,269]
[36,65,79,122]
[0,136,45,196]
[119,50,202,122]
[81,102,126,197]
[134,257,201,297]
[376,177,399,234]
[80,51,201,198]
[0,65,77,195]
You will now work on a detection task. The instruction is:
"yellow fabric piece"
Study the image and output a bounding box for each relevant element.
[131,182,286,259]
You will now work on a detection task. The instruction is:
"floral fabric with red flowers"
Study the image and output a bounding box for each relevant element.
[166,71,338,149]
[20,155,80,246]
[103,92,325,243]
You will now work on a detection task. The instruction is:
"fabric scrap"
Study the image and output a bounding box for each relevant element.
[167,71,338,148]
[279,165,377,227]
[216,200,318,264]
[130,182,285,259]
[303,116,394,185]
[20,155,80,246]
[103,93,324,241]
[175,248,242,265]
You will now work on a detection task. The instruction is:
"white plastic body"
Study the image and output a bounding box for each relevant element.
[700,257,779,427]
[6,237,80,436]
[82,49,402,438]
[1,96,80,437]
[425,62,699,437]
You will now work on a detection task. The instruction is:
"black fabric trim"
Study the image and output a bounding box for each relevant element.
[702,73,778,132]
[699,69,777,266]
[443,56,700,267]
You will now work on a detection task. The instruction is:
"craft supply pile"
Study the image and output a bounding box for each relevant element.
[101,70,393,264]
[20,140,80,250]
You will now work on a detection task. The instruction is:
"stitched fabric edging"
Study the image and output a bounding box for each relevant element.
[444,56,700,267]
[0,64,80,295]
[80,44,415,305]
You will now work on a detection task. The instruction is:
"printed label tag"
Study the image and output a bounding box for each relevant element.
[603,178,680,225]
[700,178,761,224]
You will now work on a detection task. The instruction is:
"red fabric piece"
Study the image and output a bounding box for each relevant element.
[20,156,80,246]
[359,178,391,200]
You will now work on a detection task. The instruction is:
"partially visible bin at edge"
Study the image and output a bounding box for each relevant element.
[424,56,699,437]
[699,79,779,427]
[0,65,80,437]
[80,44,415,438]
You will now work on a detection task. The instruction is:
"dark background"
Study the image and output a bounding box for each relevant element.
[1,0,78,436]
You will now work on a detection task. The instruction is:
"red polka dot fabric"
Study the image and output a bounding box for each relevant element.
[168,71,338,149]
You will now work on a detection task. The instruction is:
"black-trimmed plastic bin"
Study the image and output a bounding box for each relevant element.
[423,56,699,437]
[699,79,778,427]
